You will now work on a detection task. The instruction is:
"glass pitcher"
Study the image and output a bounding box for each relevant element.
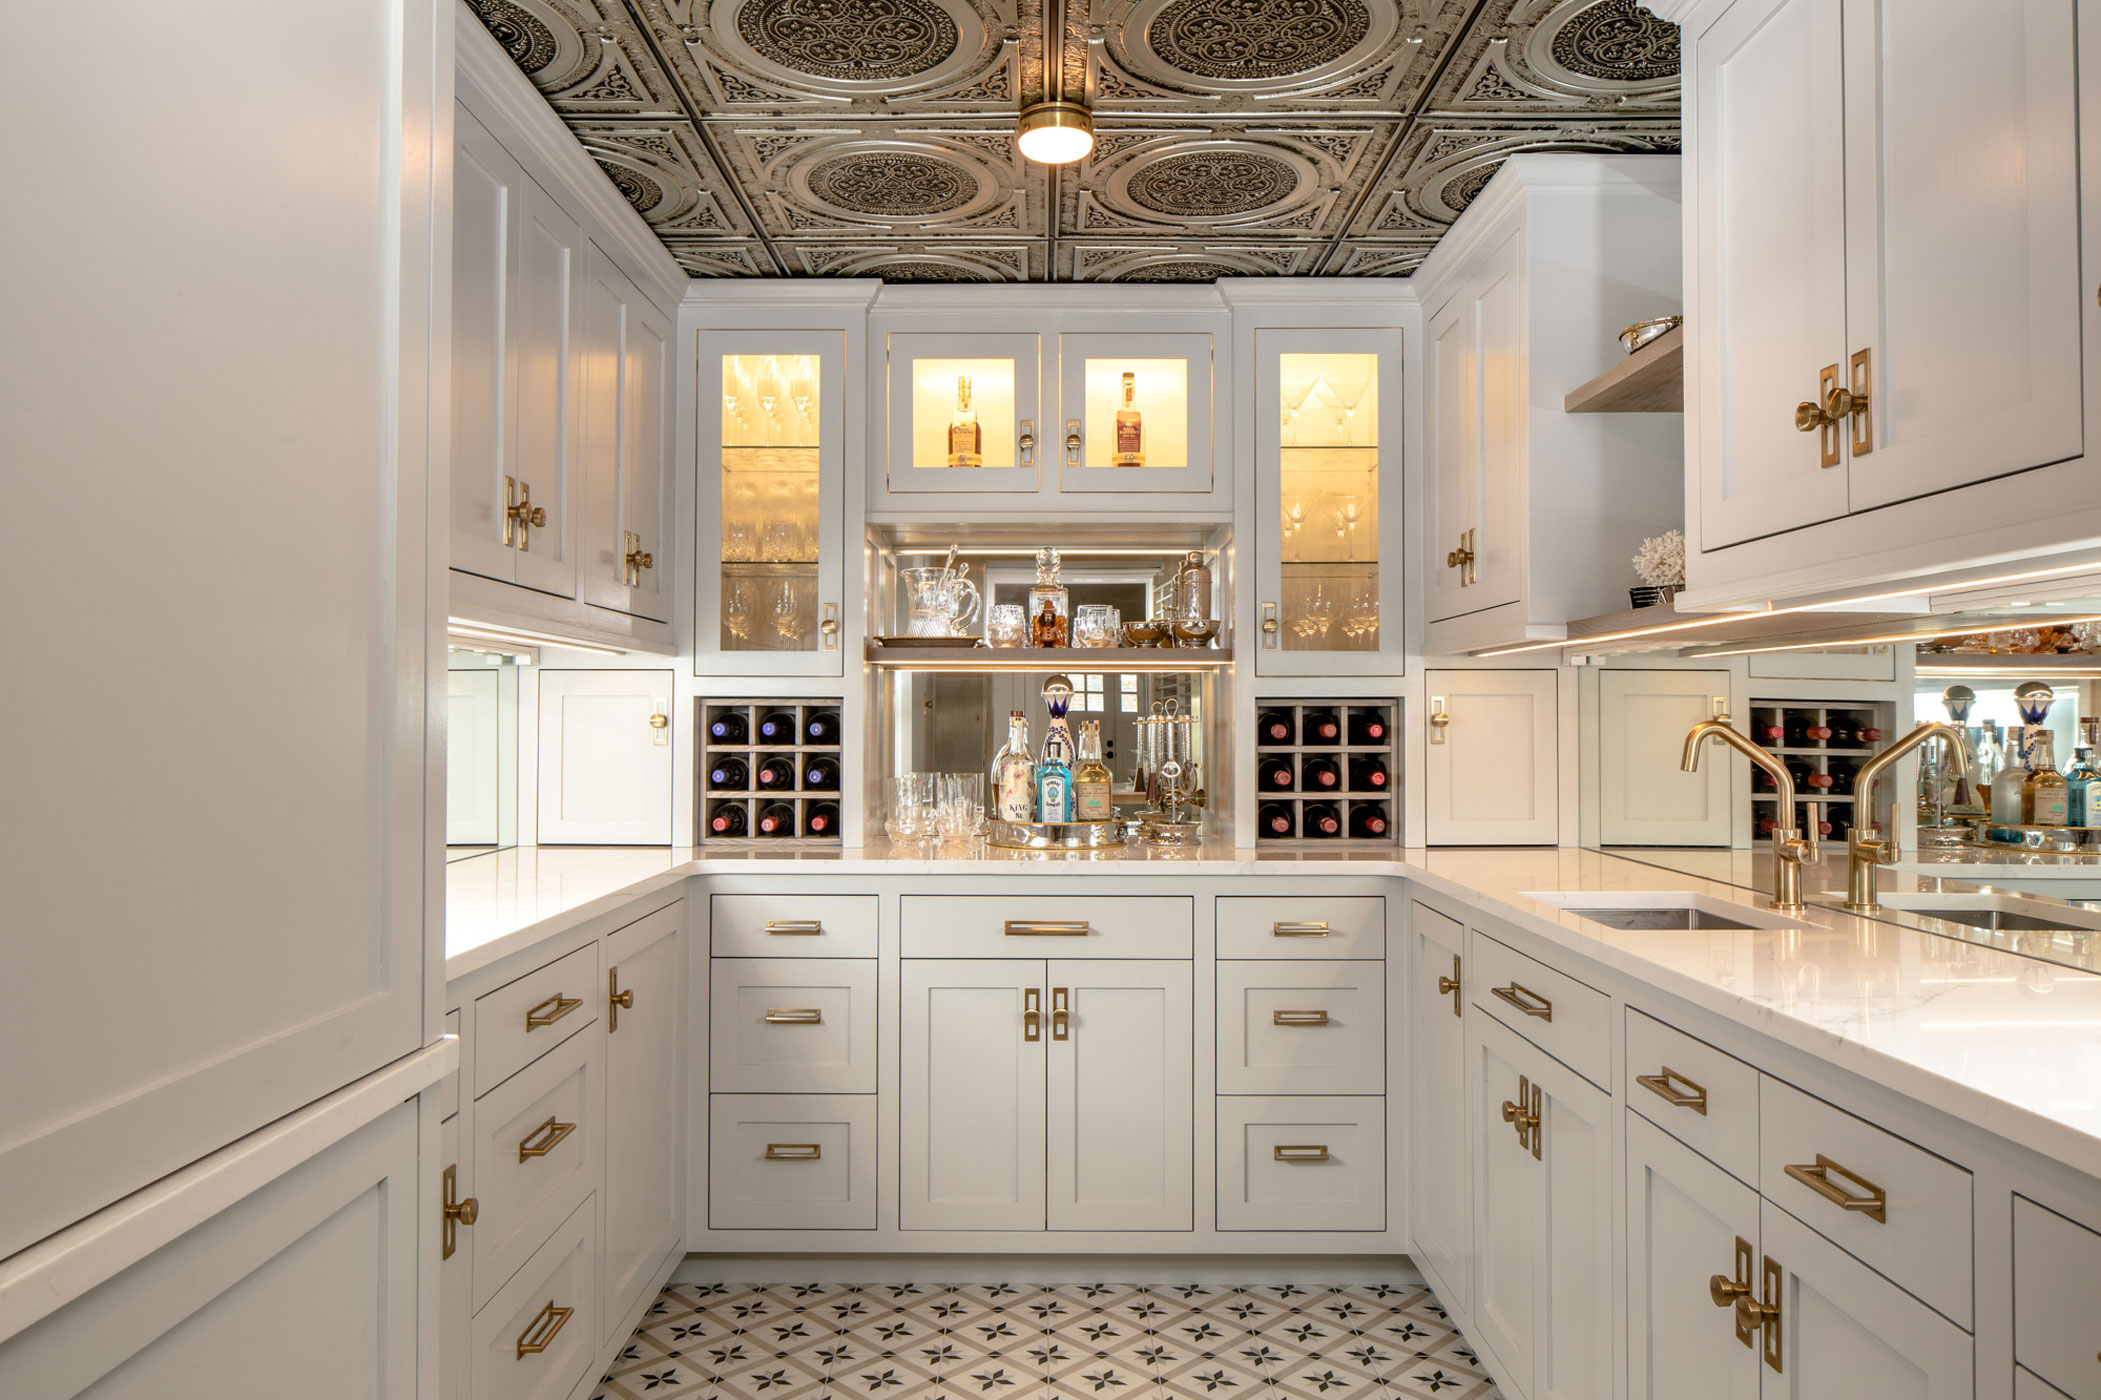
[900,566,980,638]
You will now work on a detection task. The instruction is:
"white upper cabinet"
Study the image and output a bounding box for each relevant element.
[1416,157,1684,655]
[578,247,672,622]
[880,329,1045,496]
[1054,332,1216,497]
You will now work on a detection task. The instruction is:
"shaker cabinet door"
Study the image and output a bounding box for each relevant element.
[1424,669,1558,845]
[1045,960,1193,1231]
[506,173,583,599]
[900,960,1048,1231]
[603,902,684,1338]
[578,247,672,621]
[1596,670,1733,846]
[1408,902,1471,1307]
[452,101,524,586]
[1840,0,2082,510]
[536,669,674,845]
[1626,1113,1762,1400]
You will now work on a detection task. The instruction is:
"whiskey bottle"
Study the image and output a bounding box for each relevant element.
[1028,547,1070,647]
[2025,729,2069,826]
[947,374,982,468]
[992,710,1036,823]
[2067,719,2101,827]
[1073,721,1113,823]
[1112,371,1144,467]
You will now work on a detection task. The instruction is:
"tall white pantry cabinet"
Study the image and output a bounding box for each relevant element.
[0,0,450,1396]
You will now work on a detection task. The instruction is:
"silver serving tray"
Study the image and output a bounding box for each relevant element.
[873,635,985,649]
[986,818,1131,850]
[1975,823,2101,853]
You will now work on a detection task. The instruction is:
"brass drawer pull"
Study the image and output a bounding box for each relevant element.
[765,1008,823,1024]
[441,1164,477,1261]
[1274,1144,1330,1162]
[608,969,634,1033]
[765,920,824,935]
[1005,920,1090,936]
[524,993,581,1030]
[1784,1154,1887,1224]
[1437,954,1461,1019]
[1637,1067,1708,1116]
[518,1117,576,1162]
[765,1143,822,1161]
[516,1300,573,1358]
[1490,982,1553,1022]
[1272,921,1330,937]
[1272,1009,1331,1026]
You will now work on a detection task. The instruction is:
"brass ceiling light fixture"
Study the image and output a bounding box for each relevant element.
[1017,0,1093,164]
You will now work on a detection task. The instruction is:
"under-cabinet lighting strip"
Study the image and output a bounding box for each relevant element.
[446,621,624,656]
[1918,666,2101,679]
[1683,614,2101,659]
[1474,560,2101,657]
[887,547,1195,558]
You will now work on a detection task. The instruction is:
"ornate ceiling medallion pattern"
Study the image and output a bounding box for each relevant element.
[1548,0,1678,82]
[476,0,562,74]
[734,0,961,81]
[1125,150,1299,216]
[679,0,1009,105]
[806,151,979,215]
[1146,0,1371,81]
[1101,0,1408,103]
[574,122,751,233]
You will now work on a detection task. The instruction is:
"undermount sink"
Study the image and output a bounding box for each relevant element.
[1523,890,1804,931]
[1871,893,2099,934]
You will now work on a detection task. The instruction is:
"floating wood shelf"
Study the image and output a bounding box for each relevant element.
[1563,324,1684,414]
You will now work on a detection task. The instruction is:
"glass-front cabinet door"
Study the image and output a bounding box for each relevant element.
[1255,327,1404,676]
[1056,332,1214,495]
[884,331,1043,494]
[695,330,844,677]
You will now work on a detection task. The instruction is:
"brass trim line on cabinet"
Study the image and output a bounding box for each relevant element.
[516,1301,573,1358]
[1636,1067,1708,1116]
[517,1117,576,1162]
[1490,982,1553,1021]
[1272,921,1330,937]
[765,1008,824,1024]
[1272,1009,1332,1026]
[765,920,825,935]
[524,994,582,1030]
[1784,1153,1887,1223]
[1273,1144,1331,1162]
[764,1143,822,1161]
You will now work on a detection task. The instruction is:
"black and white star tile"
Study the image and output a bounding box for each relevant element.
[591,1281,1504,1399]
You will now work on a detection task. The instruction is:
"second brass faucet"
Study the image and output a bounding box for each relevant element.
[1682,720,1816,915]
[1842,722,1969,913]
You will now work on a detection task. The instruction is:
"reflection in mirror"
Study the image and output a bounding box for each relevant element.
[448,646,521,861]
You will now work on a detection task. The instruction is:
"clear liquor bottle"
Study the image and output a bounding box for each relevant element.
[2025,729,2069,826]
[992,710,1035,822]
[1073,720,1113,822]
[1112,370,1144,467]
[947,375,982,468]
[1991,725,2030,824]
[1028,546,1070,647]
[2068,719,2101,828]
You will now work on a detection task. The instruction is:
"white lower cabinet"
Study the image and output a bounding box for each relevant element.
[709,957,878,1095]
[1467,1012,1612,1400]
[0,1105,421,1399]
[602,902,683,1341]
[1216,960,1384,1096]
[1217,1096,1384,1231]
[710,1093,877,1230]
[1424,669,1559,845]
[1409,902,1471,1305]
[473,1195,598,1400]
[900,957,1192,1232]
[1626,1112,1762,1400]
[2013,1196,2101,1399]
[472,1029,601,1314]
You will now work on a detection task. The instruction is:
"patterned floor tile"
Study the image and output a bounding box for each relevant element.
[592,1282,1505,1400]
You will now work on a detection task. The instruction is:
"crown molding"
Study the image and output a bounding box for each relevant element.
[454,0,688,311]
[681,279,884,312]
[1412,153,1679,296]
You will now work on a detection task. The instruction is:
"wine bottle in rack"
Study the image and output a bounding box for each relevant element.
[1751,767,1777,792]
[1756,814,1778,836]
[1755,717,1786,743]
[1301,755,1341,792]
[755,755,798,791]
[1258,802,1295,838]
[755,802,796,836]
[1784,717,1833,745]
[1301,802,1342,837]
[1300,709,1341,745]
[708,711,748,744]
[1348,756,1390,792]
[1257,709,1295,745]
[1348,803,1391,839]
[1346,710,1389,746]
[802,755,839,791]
[804,802,840,837]
[1826,760,1859,795]
[804,708,841,745]
[1259,757,1297,792]
[707,802,748,837]
[1828,720,1882,746]
[756,709,799,743]
[709,756,749,791]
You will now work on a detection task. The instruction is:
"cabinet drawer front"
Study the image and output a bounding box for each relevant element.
[471,1194,597,1400]
[1624,1008,1758,1185]
[472,1030,600,1315]
[1218,1096,1385,1232]
[1217,896,1385,959]
[1469,932,1609,1091]
[712,893,877,958]
[709,958,877,1094]
[475,943,599,1098]
[1760,1075,1973,1326]
[2015,1196,2101,1398]
[709,1093,877,1230]
[901,895,1192,958]
[1217,961,1383,1096]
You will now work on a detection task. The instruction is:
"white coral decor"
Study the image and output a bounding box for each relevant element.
[1632,529,1686,588]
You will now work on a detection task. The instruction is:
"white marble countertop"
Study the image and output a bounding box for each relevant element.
[446,841,2101,1181]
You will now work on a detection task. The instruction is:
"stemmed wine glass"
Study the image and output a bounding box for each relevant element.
[1281,371,1325,447]
[755,355,783,446]
[789,355,818,445]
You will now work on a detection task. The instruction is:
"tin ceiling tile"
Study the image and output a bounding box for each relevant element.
[569,120,758,234]
[469,0,690,116]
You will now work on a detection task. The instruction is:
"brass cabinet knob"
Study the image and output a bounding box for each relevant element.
[1709,1273,1750,1309]
[1446,545,1475,569]
[1437,974,1460,996]
[1734,1294,1778,1329]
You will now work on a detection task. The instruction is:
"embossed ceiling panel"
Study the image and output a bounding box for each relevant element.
[470,0,1680,278]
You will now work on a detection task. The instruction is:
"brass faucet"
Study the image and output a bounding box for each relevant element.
[1842,722,1970,913]
[1682,720,1817,915]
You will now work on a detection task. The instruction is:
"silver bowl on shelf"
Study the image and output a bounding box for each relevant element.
[1171,619,1221,649]
[1619,315,1683,353]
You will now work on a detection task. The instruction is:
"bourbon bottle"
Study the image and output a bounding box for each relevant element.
[947,374,982,468]
[1112,370,1144,467]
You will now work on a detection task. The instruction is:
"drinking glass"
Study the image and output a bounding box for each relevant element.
[987,603,1027,648]
[773,578,802,643]
[723,578,753,643]
[1074,604,1120,648]
[885,773,935,845]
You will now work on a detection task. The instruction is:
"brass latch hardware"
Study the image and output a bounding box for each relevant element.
[1272,1009,1332,1026]
[1023,987,1041,1041]
[764,1143,822,1161]
[765,1008,823,1024]
[1437,954,1461,1019]
[608,968,634,1033]
[516,1301,574,1359]
[1429,697,1449,744]
[1273,1144,1331,1162]
[1064,419,1083,464]
[1713,1238,1759,1353]
[766,920,825,935]
[820,602,839,651]
[517,1116,576,1162]
[1272,921,1330,937]
[1490,981,1553,1022]
[649,700,669,745]
[441,1163,478,1261]
[524,993,581,1031]
[1636,1067,1708,1115]
[505,476,549,550]
[1795,361,1867,468]
[1051,986,1070,1041]
[1018,419,1036,465]
[1446,527,1477,586]
[622,530,654,586]
[1501,1074,1541,1158]
[1784,1153,1887,1224]
[1260,602,1279,649]
[1734,1255,1784,1373]
[1848,347,1873,456]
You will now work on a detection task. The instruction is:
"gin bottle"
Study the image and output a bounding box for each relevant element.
[992,710,1035,822]
[2067,719,2101,828]
[1991,726,2030,824]
[1035,676,1075,822]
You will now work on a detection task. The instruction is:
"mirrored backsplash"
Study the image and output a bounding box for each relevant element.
[448,645,521,860]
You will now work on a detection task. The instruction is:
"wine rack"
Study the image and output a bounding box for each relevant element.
[1252,699,1400,846]
[1746,699,1898,844]
[699,698,844,846]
